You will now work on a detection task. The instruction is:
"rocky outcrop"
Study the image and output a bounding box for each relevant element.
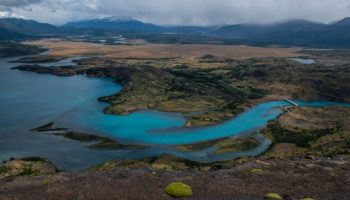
[0,157,57,179]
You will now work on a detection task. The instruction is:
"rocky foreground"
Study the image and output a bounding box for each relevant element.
[0,156,349,200]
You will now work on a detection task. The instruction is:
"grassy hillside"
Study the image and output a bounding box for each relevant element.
[0,18,58,36]
[0,42,45,58]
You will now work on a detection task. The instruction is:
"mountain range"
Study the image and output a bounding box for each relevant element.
[1,17,350,48]
[63,17,164,33]
[0,18,58,35]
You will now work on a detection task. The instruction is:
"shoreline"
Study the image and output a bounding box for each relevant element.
[7,52,350,163]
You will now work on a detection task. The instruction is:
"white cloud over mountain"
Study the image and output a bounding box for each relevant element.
[1,0,350,25]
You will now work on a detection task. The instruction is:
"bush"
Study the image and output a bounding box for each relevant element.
[264,193,282,200]
[249,168,264,174]
[165,182,193,198]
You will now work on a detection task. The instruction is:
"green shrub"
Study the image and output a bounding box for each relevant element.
[264,192,282,200]
[249,168,264,174]
[165,182,193,198]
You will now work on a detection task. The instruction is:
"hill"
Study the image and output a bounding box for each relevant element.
[0,42,45,57]
[0,18,58,36]
[63,17,164,33]
[331,17,350,27]
[2,17,350,48]
[212,20,326,38]
[211,19,350,48]
[0,27,27,40]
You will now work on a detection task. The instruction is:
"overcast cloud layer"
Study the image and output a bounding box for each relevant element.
[1,0,350,25]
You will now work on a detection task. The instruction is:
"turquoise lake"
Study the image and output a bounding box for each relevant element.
[0,56,349,170]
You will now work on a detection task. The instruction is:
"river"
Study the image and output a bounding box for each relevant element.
[0,56,349,170]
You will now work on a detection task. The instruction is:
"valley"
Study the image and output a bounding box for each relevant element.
[1,20,350,200]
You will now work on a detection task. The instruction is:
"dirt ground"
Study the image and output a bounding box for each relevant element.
[0,158,349,200]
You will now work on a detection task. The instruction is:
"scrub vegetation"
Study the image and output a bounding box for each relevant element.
[261,106,350,158]
[0,42,45,58]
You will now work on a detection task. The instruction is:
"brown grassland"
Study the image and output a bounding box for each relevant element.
[27,39,302,68]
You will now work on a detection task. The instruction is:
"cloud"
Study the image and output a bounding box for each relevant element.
[3,0,350,25]
[0,0,42,8]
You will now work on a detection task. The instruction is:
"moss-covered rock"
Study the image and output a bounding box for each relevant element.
[0,158,57,179]
[151,163,174,171]
[165,182,193,198]
[249,168,264,174]
[264,192,282,200]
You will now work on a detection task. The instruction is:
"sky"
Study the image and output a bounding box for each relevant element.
[1,0,350,25]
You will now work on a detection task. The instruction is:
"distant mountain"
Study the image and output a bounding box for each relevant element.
[331,17,350,27]
[210,19,350,48]
[0,27,26,40]
[2,17,350,48]
[0,42,45,58]
[63,17,164,33]
[212,20,325,38]
[163,26,217,34]
[0,18,58,36]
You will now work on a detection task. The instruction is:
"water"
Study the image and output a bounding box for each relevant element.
[0,56,126,171]
[38,56,89,67]
[77,101,286,145]
[290,58,316,64]
[0,56,349,170]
